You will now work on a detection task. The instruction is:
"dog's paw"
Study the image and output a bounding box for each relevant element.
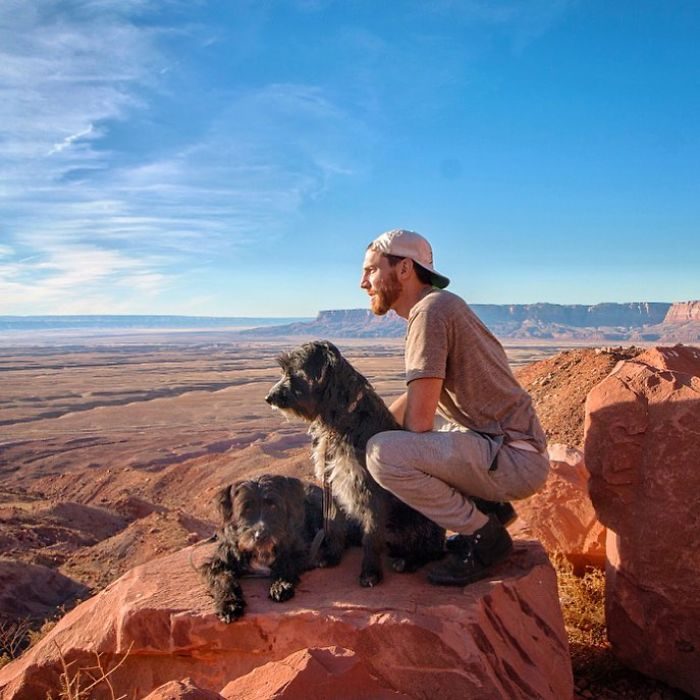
[217,598,246,623]
[391,557,423,573]
[317,551,342,568]
[269,579,295,602]
[390,557,408,573]
[359,568,383,588]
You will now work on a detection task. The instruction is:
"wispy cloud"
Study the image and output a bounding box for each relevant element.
[0,2,366,314]
[48,125,96,156]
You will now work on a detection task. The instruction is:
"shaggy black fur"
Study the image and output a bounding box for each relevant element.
[200,474,324,622]
[265,340,445,587]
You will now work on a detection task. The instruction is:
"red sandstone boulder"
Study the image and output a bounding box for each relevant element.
[0,543,572,700]
[514,444,605,571]
[585,345,700,697]
[143,678,225,699]
[221,646,407,699]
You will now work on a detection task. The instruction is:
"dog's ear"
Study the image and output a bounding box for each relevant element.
[276,351,292,371]
[306,340,339,383]
[215,483,238,523]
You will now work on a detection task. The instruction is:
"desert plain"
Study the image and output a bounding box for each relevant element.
[0,332,693,699]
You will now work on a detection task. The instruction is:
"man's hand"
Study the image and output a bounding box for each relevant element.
[401,377,443,432]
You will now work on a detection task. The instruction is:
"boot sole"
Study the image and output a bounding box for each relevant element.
[427,544,513,587]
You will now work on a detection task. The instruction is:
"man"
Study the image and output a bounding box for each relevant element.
[360,229,549,586]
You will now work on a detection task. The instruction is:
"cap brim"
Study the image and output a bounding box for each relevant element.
[430,272,450,289]
[414,262,449,289]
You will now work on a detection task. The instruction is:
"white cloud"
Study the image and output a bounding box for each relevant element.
[0,244,170,314]
[0,3,367,314]
[48,125,96,156]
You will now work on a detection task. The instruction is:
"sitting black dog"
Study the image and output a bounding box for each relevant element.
[201,474,325,622]
[265,340,445,587]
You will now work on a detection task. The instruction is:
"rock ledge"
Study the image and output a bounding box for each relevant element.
[0,542,572,699]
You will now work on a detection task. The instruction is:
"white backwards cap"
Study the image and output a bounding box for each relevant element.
[371,229,450,289]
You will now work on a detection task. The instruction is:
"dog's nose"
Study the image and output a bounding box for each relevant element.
[266,388,286,406]
[253,526,269,543]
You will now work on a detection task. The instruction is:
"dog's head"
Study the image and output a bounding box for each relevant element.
[216,475,306,571]
[265,340,342,421]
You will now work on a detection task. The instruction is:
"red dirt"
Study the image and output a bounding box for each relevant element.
[515,346,644,449]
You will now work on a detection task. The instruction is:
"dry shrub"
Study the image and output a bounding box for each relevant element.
[0,617,32,667]
[0,604,72,669]
[553,554,625,680]
[46,641,133,700]
[555,554,606,645]
[28,615,61,647]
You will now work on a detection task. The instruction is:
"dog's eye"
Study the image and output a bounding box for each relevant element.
[263,498,278,510]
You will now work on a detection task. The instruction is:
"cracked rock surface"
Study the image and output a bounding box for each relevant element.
[0,543,572,700]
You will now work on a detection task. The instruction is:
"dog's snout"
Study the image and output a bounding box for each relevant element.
[266,384,289,407]
[253,524,269,543]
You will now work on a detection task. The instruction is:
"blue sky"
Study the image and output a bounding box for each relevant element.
[1,1,698,316]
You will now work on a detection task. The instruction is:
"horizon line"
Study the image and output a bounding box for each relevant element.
[2,299,699,320]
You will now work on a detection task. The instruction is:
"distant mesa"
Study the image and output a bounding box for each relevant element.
[662,300,700,323]
[241,308,407,338]
[2,301,699,342]
[241,301,700,341]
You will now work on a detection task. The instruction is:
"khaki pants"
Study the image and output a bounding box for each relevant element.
[366,427,549,535]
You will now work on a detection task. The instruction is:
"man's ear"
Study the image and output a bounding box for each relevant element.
[399,257,414,279]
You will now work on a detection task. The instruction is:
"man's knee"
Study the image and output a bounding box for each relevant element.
[366,431,405,488]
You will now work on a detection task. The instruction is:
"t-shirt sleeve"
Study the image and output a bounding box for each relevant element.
[405,308,448,383]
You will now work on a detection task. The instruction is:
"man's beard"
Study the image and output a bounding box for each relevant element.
[370,271,402,315]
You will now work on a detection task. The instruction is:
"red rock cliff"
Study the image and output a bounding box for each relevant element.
[662,300,700,323]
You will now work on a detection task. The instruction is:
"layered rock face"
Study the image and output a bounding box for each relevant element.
[0,544,572,700]
[515,444,605,571]
[663,301,700,323]
[584,345,700,697]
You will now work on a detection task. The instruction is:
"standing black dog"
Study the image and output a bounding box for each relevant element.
[265,340,445,587]
[201,474,324,622]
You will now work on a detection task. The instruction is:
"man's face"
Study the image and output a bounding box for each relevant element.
[360,248,402,316]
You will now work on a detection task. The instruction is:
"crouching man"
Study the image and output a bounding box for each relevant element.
[360,229,549,586]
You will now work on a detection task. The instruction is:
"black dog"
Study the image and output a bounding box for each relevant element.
[201,474,325,622]
[265,340,445,587]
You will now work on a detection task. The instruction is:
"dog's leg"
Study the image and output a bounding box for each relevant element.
[359,495,386,587]
[387,506,446,573]
[317,496,349,568]
[201,544,247,623]
[310,438,348,568]
[268,547,304,603]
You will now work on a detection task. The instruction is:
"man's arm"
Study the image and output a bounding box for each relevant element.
[390,377,443,433]
[388,392,408,425]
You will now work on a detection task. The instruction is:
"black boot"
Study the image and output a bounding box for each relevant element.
[428,515,513,586]
[473,498,517,527]
[445,499,516,554]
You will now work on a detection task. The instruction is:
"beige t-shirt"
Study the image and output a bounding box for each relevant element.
[405,290,547,451]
